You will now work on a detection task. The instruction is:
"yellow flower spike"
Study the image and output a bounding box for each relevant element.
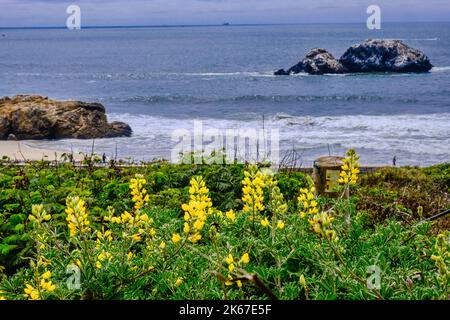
[183,223,190,234]
[188,233,201,243]
[193,219,205,231]
[277,221,285,230]
[176,278,183,286]
[129,174,150,211]
[241,166,267,216]
[225,210,236,222]
[46,282,56,292]
[298,187,319,219]
[181,176,212,243]
[225,254,234,265]
[131,234,142,242]
[241,253,250,264]
[225,275,233,286]
[96,261,102,269]
[236,280,242,288]
[228,263,235,272]
[42,270,51,280]
[29,204,52,226]
[159,241,166,249]
[111,216,122,224]
[24,284,40,300]
[339,149,361,186]
[308,212,338,242]
[172,233,181,243]
[260,218,270,228]
[65,196,90,237]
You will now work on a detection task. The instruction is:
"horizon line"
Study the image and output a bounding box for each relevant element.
[1,20,449,30]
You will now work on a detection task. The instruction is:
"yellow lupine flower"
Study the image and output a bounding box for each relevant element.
[172,233,181,243]
[24,284,40,300]
[40,279,56,292]
[129,174,150,211]
[65,196,90,237]
[225,274,233,286]
[241,253,250,264]
[308,212,338,242]
[193,219,205,231]
[225,254,234,265]
[431,232,450,290]
[298,187,318,218]
[339,149,360,186]
[188,233,201,243]
[176,278,183,286]
[131,233,142,242]
[181,176,212,243]
[277,221,285,230]
[260,218,270,228]
[242,166,267,215]
[225,209,236,222]
[29,204,52,225]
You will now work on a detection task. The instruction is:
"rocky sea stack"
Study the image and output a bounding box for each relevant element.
[275,39,433,75]
[0,95,132,140]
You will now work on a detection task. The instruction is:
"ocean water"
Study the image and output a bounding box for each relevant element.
[0,23,449,166]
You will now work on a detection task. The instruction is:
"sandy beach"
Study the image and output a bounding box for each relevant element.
[0,141,82,162]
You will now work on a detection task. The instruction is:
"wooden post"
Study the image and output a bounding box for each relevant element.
[313,156,344,196]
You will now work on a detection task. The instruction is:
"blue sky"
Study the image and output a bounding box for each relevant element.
[1,0,450,27]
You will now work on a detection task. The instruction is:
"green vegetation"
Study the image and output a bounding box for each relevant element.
[0,156,448,300]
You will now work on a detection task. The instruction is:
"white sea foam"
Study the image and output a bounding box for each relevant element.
[103,112,450,156]
[175,71,276,78]
[25,112,450,166]
[431,66,450,73]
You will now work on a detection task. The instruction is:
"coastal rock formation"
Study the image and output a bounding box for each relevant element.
[0,95,132,140]
[288,48,346,75]
[275,39,433,75]
[339,39,433,73]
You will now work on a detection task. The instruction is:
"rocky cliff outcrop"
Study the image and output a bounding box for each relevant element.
[0,95,132,140]
[275,39,433,75]
[276,48,347,75]
[339,39,433,73]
